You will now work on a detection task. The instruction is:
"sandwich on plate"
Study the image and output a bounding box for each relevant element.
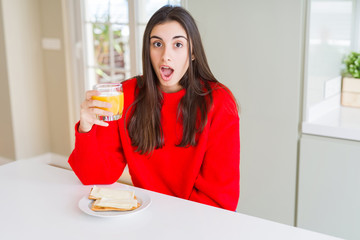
[89,186,140,211]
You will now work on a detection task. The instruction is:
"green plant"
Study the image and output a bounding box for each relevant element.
[343,52,360,78]
[91,11,125,82]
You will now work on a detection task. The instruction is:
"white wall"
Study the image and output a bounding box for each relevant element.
[188,0,305,225]
[40,0,72,155]
[1,0,50,159]
[0,0,15,160]
[0,0,73,160]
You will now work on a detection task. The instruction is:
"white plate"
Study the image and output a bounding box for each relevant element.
[78,187,151,217]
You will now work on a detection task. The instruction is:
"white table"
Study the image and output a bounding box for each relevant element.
[0,158,342,240]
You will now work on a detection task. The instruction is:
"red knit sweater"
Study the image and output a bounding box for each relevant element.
[68,78,240,211]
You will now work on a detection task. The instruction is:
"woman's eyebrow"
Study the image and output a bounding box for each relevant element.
[150,35,162,40]
[150,35,188,41]
[173,35,188,41]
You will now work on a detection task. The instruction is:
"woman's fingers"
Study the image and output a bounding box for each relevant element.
[87,106,113,117]
[93,119,109,127]
[85,90,99,100]
[87,99,112,109]
[78,110,110,132]
[78,90,114,132]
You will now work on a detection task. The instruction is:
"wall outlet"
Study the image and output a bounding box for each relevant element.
[42,38,61,50]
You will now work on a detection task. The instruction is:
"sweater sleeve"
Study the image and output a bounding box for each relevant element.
[189,88,240,211]
[68,120,126,185]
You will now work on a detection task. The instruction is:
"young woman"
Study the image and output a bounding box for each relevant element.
[68,5,240,211]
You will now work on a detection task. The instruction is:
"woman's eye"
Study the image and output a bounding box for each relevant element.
[153,42,162,47]
[175,42,183,48]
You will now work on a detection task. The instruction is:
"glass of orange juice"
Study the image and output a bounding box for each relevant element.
[92,83,124,121]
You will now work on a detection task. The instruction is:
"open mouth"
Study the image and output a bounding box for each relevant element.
[160,66,174,81]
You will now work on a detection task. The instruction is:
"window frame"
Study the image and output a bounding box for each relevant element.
[63,0,186,136]
[301,0,360,141]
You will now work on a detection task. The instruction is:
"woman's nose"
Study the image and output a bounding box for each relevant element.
[161,45,172,62]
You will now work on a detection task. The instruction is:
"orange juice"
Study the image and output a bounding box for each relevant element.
[92,92,124,117]
[92,83,123,121]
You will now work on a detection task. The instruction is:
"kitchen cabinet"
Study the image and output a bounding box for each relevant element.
[297,134,360,240]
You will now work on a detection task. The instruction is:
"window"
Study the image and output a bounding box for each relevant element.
[305,0,352,112]
[82,0,182,90]
[63,0,184,131]
[302,0,360,141]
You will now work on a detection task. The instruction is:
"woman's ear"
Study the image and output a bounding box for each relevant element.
[191,54,195,61]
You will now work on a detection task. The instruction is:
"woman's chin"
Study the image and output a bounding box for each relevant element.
[159,82,182,93]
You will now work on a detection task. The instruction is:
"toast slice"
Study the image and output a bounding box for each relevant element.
[89,186,135,200]
[91,198,140,211]
[88,186,140,212]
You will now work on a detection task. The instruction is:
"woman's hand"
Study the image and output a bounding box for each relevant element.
[78,90,113,133]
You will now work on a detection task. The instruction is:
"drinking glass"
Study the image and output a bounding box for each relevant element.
[92,83,124,121]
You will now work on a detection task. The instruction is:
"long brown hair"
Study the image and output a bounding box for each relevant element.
[127,6,218,154]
